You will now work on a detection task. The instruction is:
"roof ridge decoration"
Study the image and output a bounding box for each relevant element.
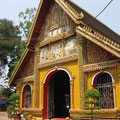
[76,21,120,58]
[55,0,84,24]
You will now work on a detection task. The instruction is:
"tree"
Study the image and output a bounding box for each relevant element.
[7,7,36,78]
[8,40,26,78]
[19,7,36,39]
[83,89,101,120]
[0,19,21,79]
[7,93,20,119]
[0,87,14,98]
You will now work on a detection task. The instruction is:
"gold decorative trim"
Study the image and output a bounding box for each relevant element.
[56,0,84,24]
[22,108,42,113]
[83,60,119,72]
[76,22,120,58]
[16,75,34,83]
[70,109,116,114]
[39,31,74,47]
[37,54,78,69]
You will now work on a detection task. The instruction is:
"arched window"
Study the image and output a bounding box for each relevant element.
[22,84,31,108]
[93,72,114,109]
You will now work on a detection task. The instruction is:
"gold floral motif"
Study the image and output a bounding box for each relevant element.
[86,41,117,64]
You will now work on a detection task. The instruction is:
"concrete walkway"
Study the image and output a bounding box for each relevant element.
[0,112,8,120]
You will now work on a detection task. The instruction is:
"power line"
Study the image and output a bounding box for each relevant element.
[95,0,114,18]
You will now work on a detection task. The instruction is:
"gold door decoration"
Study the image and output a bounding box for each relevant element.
[64,36,77,56]
[40,45,49,62]
[51,40,62,60]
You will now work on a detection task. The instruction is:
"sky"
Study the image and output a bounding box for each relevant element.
[0,0,120,35]
[0,0,120,86]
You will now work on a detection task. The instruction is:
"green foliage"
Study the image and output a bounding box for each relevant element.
[8,114,18,118]
[83,89,101,119]
[8,40,26,78]
[8,93,20,101]
[84,100,99,104]
[83,114,101,118]
[1,87,14,98]
[8,7,35,78]
[117,109,120,113]
[84,106,101,110]
[19,7,36,38]
[0,19,21,78]
[23,112,29,117]
[7,93,20,118]
[85,88,101,98]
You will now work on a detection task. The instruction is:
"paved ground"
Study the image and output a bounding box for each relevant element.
[0,112,8,120]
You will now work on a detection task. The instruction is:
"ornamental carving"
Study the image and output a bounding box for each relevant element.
[51,40,62,60]
[64,36,77,56]
[37,2,76,42]
[19,53,34,78]
[40,36,77,63]
[86,41,117,64]
[40,45,49,62]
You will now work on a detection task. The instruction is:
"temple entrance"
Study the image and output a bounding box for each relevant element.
[44,70,70,119]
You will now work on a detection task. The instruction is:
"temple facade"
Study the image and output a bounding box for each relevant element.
[9,0,120,119]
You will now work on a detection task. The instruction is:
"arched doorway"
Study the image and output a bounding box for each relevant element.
[22,84,32,108]
[93,72,114,109]
[43,70,70,119]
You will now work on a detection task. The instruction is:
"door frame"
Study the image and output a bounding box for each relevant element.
[42,68,72,119]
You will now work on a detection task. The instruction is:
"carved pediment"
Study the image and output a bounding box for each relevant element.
[38,2,76,42]
[86,41,118,64]
[18,53,35,79]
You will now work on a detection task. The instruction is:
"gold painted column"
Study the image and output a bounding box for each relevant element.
[16,82,21,107]
[117,62,120,108]
[16,82,21,95]
[70,78,74,109]
[77,34,86,109]
[34,47,40,108]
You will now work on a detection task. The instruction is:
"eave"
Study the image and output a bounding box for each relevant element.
[8,48,34,86]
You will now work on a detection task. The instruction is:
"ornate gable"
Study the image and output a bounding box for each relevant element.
[37,2,76,42]
[18,53,35,79]
[86,41,118,64]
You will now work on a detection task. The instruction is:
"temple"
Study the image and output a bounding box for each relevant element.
[8,0,120,119]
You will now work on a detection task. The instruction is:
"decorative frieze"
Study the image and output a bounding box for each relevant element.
[39,35,77,63]
[83,60,118,72]
[16,75,34,83]
[37,54,78,69]
[70,109,116,114]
